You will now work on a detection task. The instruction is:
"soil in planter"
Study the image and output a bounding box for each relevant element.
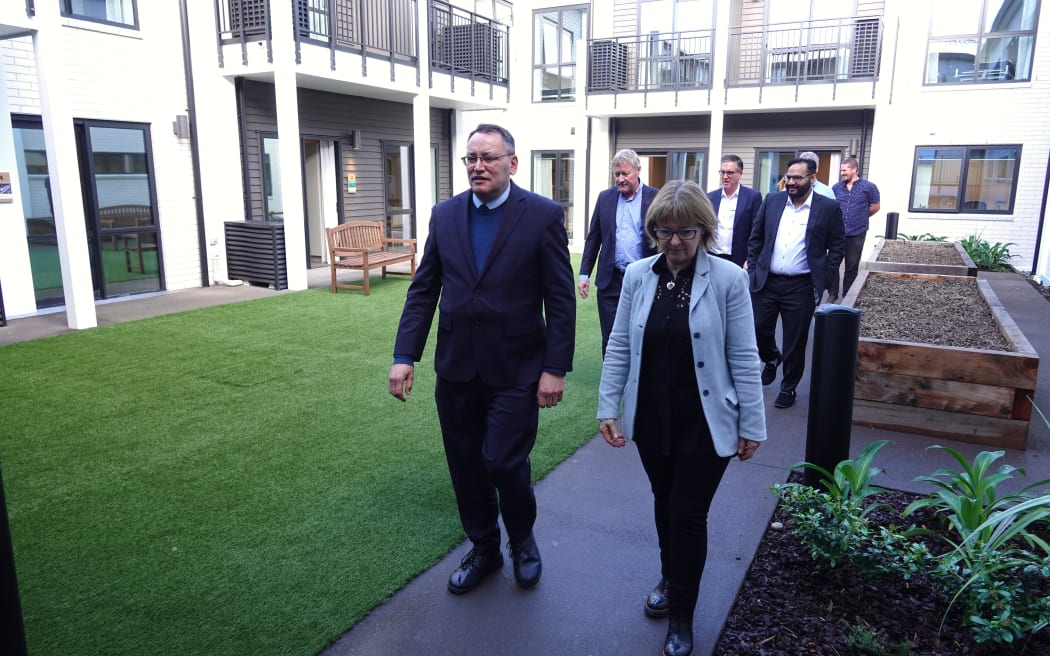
[853,275,1013,352]
[877,241,966,266]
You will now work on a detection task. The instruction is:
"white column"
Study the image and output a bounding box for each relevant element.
[0,50,37,317]
[707,0,732,193]
[412,95,433,249]
[35,4,97,328]
[270,2,308,291]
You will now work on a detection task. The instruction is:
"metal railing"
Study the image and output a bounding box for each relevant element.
[429,0,509,86]
[728,16,882,87]
[215,0,418,69]
[586,29,713,94]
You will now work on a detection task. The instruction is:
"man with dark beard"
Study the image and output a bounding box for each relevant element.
[746,158,844,409]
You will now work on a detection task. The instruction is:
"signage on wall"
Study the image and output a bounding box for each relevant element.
[346,175,357,194]
[0,172,12,203]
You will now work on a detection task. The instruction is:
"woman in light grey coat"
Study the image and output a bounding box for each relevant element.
[597,180,766,656]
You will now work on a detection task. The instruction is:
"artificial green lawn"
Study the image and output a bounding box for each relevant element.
[0,273,602,655]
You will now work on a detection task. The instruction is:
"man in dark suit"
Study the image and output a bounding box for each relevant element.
[578,149,658,356]
[747,157,845,409]
[707,154,762,267]
[388,124,575,595]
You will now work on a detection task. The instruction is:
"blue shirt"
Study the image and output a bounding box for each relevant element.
[614,192,644,270]
[832,178,880,236]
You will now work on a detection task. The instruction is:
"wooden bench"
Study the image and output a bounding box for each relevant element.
[325,221,416,295]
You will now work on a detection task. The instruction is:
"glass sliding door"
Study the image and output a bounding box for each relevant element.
[383,142,415,245]
[82,122,162,297]
[13,119,63,307]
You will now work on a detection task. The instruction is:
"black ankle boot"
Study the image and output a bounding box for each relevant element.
[663,618,693,656]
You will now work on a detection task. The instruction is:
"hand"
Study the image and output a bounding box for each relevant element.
[737,438,761,461]
[599,418,625,448]
[577,280,590,299]
[537,372,564,408]
[826,293,839,304]
[388,363,414,402]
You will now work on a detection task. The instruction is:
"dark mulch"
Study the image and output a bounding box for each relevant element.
[854,275,1013,352]
[715,482,1050,655]
[877,241,965,265]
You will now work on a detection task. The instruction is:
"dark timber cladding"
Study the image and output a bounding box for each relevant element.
[613,115,712,153]
[238,81,452,223]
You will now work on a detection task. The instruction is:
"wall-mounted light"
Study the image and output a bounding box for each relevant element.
[847,138,860,157]
[348,129,361,150]
[173,115,191,140]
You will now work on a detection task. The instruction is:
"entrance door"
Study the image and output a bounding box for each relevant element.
[13,118,62,307]
[303,138,339,265]
[383,142,415,243]
[78,122,163,298]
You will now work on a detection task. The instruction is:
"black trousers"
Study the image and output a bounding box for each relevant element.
[638,447,732,621]
[435,376,539,548]
[752,273,816,393]
[596,269,624,357]
[842,233,867,298]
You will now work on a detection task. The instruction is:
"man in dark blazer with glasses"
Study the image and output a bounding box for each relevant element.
[388,124,576,596]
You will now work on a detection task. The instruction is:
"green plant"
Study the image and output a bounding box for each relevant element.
[897,232,947,241]
[842,618,913,655]
[960,234,1017,271]
[790,439,892,507]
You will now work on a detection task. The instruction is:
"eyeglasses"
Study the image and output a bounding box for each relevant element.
[718,170,741,176]
[653,227,699,241]
[461,153,513,166]
[783,174,813,183]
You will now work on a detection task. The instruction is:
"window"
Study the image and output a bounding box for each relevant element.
[667,151,705,184]
[925,0,1039,84]
[532,152,574,239]
[638,0,713,89]
[61,0,138,28]
[533,8,586,102]
[910,146,1020,213]
[755,151,797,195]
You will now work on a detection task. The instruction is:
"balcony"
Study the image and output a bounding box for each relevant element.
[216,0,418,68]
[429,0,509,86]
[586,30,713,95]
[728,16,882,88]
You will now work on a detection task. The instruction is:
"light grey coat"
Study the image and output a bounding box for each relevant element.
[597,250,767,457]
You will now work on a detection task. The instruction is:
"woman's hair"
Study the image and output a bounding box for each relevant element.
[643,180,718,251]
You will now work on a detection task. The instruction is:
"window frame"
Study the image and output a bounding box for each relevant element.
[531,6,587,103]
[923,0,1040,86]
[531,151,574,239]
[60,0,139,29]
[908,144,1021,214]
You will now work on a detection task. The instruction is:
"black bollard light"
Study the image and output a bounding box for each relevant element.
[0,464,28,656]
[804,305,861,490]
[884,212,899,240]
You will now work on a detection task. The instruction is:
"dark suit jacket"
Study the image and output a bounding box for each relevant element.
[393,181,576,387]
[747,191,846,300]
[579,184,659,289]
[707,185,762,266]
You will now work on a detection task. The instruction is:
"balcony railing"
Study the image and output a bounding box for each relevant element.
[728,16,882,88]
[429,0,509,86]
[587,30,713,94]
[216,0,417,69]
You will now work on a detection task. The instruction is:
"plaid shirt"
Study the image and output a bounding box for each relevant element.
[832,178,880,236]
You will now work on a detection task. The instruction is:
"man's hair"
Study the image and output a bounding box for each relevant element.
[720,154,744,172]
[468,124,515,154]
[643,180,718,251]
[787,157,816,175]
[798,151,820,165]
[611,149,641,171]
[842,157,860,170]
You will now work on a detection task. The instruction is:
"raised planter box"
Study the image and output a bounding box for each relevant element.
[864,238,978,277]
[843,271,1039,450]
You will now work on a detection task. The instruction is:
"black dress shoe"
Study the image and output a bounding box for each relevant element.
[509,533,542,589]
[448,546,503,595]
[645,578,670,618]
[664,619,693,656]
[774,389,796,408]
[761,357,780,386]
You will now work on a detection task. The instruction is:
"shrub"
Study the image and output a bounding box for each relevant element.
[960,234,1017,271]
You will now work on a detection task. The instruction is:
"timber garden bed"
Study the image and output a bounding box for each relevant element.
[865,238,978,277]
[843,270,1039,450]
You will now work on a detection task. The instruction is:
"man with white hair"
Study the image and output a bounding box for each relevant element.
[799,152,836,200]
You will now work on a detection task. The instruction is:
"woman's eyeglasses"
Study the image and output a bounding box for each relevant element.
[653,227,699,241]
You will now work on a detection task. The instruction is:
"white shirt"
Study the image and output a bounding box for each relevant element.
[713,188,738,255]
[770,191,812,275]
